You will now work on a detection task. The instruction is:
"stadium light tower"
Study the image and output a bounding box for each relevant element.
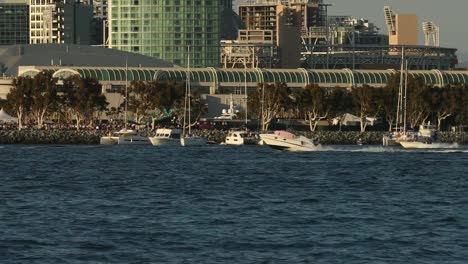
[423,21,439,47]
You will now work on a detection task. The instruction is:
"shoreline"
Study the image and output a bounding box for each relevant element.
[0,129,466,145]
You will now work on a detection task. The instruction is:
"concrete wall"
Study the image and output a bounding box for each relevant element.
[0,78,13,99]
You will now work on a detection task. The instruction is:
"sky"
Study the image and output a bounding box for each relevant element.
[234,0,468,63]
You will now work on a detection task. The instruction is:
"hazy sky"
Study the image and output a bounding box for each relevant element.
[326,0,468,61]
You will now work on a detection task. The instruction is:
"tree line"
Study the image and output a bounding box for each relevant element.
[1,70,467,131]
[0,71,204,130]
[249,75,467,132]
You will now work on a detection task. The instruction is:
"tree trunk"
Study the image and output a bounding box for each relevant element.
[437,112,451,130]
[151,117,156,130]
[16,109,23,130]
[75,117,81,130]
[360,116,367,132]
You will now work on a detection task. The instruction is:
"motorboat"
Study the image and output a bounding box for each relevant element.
[100,128,150,145]
[180,135,208,146]
[149,128,182,146]
[259,130,320,151]
[225,129,258,145]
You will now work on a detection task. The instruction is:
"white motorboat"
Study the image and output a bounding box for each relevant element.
[225,129,258,145]
[100,128,150,145]
[149,128,182,146]
[259,130,320,151]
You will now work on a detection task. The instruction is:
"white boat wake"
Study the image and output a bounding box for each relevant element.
[288,144,467,153]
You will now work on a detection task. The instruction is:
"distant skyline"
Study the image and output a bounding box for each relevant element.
[326,0,467,62]
[233,0,468,63]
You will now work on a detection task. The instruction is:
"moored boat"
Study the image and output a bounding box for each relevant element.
[100,128,150,145]
[149,128,182,146]
[225,129,258,145]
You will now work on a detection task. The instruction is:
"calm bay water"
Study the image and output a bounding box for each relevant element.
[0,144,467,263]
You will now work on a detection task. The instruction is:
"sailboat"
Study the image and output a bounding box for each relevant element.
[180,49,208,147]
[382,47,416,146]
[100,61,150,145]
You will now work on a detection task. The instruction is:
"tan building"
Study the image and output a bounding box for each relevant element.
[389,14,419,45]
[385,7,419,46]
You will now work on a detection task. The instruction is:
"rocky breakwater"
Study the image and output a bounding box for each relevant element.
[0,129,105,144]
[0,129,466,145]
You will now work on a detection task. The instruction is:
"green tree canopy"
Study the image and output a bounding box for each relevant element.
[249,82,291,131]
[62,76,108,130]
[6,76,34,129]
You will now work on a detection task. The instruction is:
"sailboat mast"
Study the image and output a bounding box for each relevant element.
[187,47,191,135]
[403,59,409,133]
[396,47,405,132]
[244,64,248,125]
[124,58,128,128]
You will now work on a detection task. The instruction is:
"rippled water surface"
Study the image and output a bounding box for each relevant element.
[1,144,467,263]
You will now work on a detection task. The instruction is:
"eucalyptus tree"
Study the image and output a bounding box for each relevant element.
[299,84,330,131]
[127,80,157,124]
[457,84,468,127]
[249,82,291,131]
[151,81,185,129]
[426,84,465,129]
[30,70,58,128]
[382,74,400,131]
[186,89,207,129]
[328,87,352,130]
[62,76,108,130]
[6,76,34,129]
[351,84,383,132]
[406,77,430,129]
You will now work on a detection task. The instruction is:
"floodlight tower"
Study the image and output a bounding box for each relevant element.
[383,6,396,36]
[423,21,439,47]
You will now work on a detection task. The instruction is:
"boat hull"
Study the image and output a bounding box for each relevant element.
[259,133,319,151]
[117,136,150,145]
[225,137,257,145]
[382,136,399,146]
[100,136,119,145]
[100,135,149,145]
[399,141,456,149]
[149,137,181,146]
[181,136,207,146]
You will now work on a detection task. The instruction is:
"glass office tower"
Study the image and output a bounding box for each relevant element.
[0,0,29,45]
[108,0,220,67]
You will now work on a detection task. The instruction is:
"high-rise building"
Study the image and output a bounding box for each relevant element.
[222,0,232,10]
[231,1,301,68]
[108,0,221,68]
[29,0,94,44]
[61,1,93,44]
[0,0,29,45]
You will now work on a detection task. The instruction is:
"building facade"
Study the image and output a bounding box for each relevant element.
[0,0,29,45]
[29,0,94,44]
[108,0,221,68]
[222,1,302,68]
